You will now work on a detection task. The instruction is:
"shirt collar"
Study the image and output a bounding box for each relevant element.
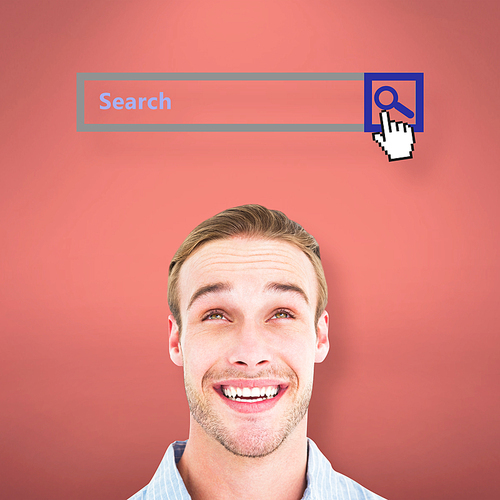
[165,438,327,500]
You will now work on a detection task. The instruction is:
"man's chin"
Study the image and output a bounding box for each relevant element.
[215,429,287,458]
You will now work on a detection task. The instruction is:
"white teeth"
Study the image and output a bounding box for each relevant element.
[221,385,280,401]
[266,386,278,397]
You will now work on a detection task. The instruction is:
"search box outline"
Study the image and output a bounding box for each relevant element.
[77,72,423,133]
[77,72,365,132]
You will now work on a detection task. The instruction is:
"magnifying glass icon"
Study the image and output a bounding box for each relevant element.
[374,85,414,119]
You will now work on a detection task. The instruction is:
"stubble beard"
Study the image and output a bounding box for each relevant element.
[184,366,312,458]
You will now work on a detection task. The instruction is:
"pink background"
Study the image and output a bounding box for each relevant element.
[1,1,499,498]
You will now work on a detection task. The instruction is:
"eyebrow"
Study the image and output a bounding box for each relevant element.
[187,281,309,311]
[264,282,309,305]
[187,282,233,310]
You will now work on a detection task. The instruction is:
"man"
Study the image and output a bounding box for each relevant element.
[129,205,385,500]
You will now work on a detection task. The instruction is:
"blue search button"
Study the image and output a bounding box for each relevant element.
[364,73,424,133]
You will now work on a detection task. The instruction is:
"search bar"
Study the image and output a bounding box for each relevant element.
[77,72,423,132]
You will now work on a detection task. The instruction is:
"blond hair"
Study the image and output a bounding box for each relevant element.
[168,204,328,333]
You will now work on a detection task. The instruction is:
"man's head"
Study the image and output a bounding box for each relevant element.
[168,204,328,334]
[167,205,329,458]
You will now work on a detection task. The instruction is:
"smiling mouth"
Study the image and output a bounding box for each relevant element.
[221,385,280,403]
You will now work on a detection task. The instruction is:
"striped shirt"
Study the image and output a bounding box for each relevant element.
[128,439,386,499]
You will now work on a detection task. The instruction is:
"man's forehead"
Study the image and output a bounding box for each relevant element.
[178,237,317,303]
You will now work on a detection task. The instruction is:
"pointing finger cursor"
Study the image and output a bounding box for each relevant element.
[372,110,416,162]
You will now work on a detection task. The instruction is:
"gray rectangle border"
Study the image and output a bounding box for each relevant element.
[77,72,364,132]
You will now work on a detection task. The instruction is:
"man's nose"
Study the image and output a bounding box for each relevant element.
[227,320,272,369]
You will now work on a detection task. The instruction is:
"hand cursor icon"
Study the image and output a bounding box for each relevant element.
[372,110,416,161]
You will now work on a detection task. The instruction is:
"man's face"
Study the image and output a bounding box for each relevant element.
[169,236,329,458]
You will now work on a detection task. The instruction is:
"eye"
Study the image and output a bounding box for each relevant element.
[208,312,224,320]
[203,310,226,321]
[272,310,294,319]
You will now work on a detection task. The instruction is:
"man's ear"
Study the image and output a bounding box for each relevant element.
[168,315,183,367]
[315,310,330,363]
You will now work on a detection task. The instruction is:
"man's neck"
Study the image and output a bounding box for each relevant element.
[177,419,308,500]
